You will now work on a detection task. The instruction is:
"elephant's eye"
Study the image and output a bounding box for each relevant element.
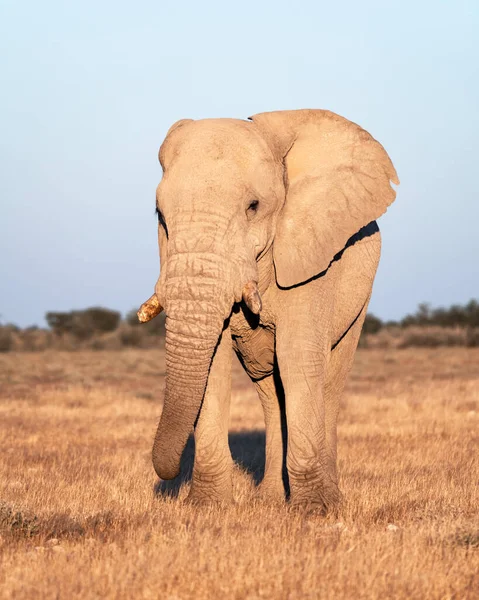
[246,200,259,216]
[156,207,168,238]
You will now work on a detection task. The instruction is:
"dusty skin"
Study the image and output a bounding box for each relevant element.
[0,348,478,598]
[142,110,399,509]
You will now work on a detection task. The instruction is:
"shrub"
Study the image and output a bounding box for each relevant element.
[119,326,144,347]
[87,330,123,351]
[0,326,13,352]
[397,327,466,349]
[362,314,383,335]
[83,307,121,333]
[19,327,53,352]
[466,328,479,348]
[126,308,166,337]
[46,308,121,340]
[0,501,39,537]
[125,308,141,327]
[46,312,74,336]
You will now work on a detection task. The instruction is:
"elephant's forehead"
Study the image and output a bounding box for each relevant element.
[162,119,272,174]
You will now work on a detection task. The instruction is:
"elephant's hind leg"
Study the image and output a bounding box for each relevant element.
[188,328,234,504]
[325,300,370,485]
[254,370,288,502]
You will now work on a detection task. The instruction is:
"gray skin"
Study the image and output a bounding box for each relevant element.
[145,109,399,511]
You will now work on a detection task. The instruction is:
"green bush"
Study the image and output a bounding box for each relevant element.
[397,327,465,348]
[362,313,383,335]
[19,327,53,352]
[83,307,121,333]
[119,326,144,347]
[126,308,166,337]
[46,308,121,340]
[466,328,479,348]
[0,326,13,352]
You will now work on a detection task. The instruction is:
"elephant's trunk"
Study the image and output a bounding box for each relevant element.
[151,250,232,480]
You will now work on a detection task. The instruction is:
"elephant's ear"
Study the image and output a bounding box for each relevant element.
[250,110,399,288]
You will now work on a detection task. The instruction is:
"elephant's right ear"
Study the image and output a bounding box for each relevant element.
[250,110,399,288]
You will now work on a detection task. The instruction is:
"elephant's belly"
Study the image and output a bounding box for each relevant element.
[232,326,275,380]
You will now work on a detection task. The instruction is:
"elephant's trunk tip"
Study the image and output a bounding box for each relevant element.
[152,437,184,480]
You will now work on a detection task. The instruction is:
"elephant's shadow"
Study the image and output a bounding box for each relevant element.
[154,430,275,498]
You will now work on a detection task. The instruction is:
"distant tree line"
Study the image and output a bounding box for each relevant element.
[361,300,479,349]
[0,306,166,352]
[0,299,478,352]
[363,300,479,333]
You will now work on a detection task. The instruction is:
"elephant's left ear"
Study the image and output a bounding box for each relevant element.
[250,110,399,288]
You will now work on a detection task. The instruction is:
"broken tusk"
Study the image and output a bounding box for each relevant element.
[137,294,164,323]
[242,281,262,315]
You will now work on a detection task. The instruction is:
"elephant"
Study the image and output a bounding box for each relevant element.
[137,109,399,511]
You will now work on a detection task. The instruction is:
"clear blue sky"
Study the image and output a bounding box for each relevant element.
[1,0,478,327]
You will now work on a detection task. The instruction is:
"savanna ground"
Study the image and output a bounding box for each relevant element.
[0,348,478,599]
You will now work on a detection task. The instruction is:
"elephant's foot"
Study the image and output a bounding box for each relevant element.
[257,477,286,504]
[187,470,234,506]
[288,475,341,515]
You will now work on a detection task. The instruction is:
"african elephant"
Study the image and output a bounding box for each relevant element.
[138,109,399,511]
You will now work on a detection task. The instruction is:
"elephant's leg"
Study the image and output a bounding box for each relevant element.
[276,295,339,512]
[325,300,370,485]
[254,371,287,502]
[188,328,233,504]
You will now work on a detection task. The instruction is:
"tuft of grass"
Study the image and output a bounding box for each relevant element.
[0,501,39,537]
[452,530,479,550]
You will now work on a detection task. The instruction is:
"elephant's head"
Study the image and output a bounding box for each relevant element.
[140,110,398,480]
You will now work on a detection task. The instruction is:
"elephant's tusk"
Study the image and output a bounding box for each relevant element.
[242,281,262,315]
[137,294,164,323]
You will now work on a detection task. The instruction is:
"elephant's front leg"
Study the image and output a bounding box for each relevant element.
[188,328,233,504]
[276,300,340,512]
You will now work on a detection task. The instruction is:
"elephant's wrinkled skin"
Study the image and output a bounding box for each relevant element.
[140,109,399,511]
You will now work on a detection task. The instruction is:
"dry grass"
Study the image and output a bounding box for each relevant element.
[0,348,478,599]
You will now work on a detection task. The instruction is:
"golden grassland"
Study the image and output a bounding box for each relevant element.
[0,348,478,599]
